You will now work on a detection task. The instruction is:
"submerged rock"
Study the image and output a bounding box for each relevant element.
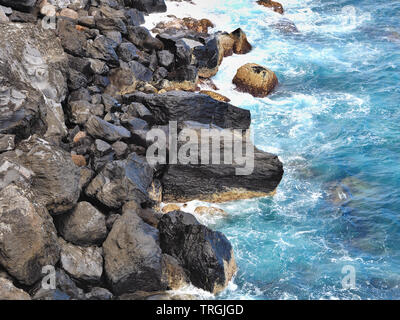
[158,211,237,294]
[233,63,278,97]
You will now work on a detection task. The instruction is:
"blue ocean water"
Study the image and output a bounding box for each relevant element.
[203,0,400,299]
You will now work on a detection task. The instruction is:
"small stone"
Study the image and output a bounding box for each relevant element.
[59,8,79,20]
[71,154,86,167]
[73,131,86,143]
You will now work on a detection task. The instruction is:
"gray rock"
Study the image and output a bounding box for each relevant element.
[8,136,81,214]
[0,277,31,300]
[86,116,131,142]
[117,42,140,62]
[157,50,174,69]
[0,23,68,142]
[57,201,107,246]
[86,152,153,208]
[87,36,119,66]
[127,26,164,51]
[60,239,103,283]
[69,100,104,125]
[128,60,153,82]
[0,184,60,285]
[0,134,14,152]
[103,210,166,295]
[85,287,113,300]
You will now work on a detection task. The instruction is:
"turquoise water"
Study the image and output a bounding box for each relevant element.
[205,0,400,299]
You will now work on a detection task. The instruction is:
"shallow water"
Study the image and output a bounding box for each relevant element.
[158,0,400,299]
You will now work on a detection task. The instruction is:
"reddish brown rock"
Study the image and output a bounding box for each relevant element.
[233,63,278,97]
[257,0,284,14]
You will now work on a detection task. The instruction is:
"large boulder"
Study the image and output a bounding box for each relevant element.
[57,201,107,247]
[0,23,69,143]
[0,277,31,300]
[86,152,153,208]
[123,91,251,130]
[233,63,278,97]
[1,136,81,214]
[0,184,60,285]
[158,211,237,294]
[162,136,284,203]
[125,0,167,14]
[103,210,166,295]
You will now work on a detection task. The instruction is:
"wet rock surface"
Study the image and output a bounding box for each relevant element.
[158,211,237,294]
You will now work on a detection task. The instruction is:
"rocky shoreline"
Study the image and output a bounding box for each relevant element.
[0,0,284,300]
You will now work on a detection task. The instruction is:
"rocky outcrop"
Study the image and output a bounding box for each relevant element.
[233,63,278,97]
[103,210,166,295]
[257,0,284,14]
[0,184,60,285]
[158,211,237,294]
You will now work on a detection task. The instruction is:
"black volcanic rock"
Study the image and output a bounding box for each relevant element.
[125,0,167,14]
[123,91,251,129]
[162,144,284,203]
[158,211,237,294]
